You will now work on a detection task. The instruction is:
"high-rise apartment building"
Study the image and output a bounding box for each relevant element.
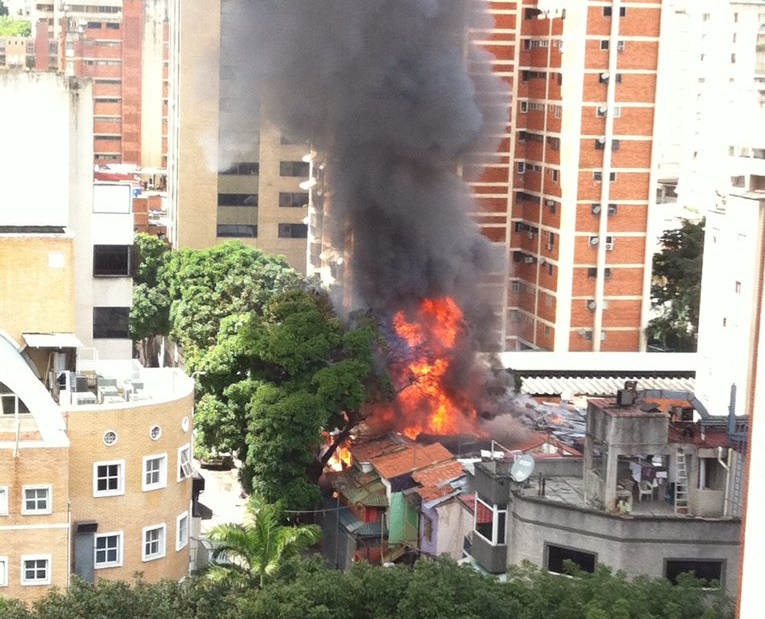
[168,1,310,270]
[459,0,662,352]
[27,0,168,169]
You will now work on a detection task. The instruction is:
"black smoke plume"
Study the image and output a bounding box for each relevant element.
[222,0,508,349]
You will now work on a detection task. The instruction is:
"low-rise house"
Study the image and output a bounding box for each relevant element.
[462,386,744,596]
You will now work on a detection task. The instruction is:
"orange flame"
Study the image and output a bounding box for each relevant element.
[323,433,353,471]
[371,297,479,439]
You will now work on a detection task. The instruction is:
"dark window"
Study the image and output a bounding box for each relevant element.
[87,21,101,28]
[279,161,310,177]
[93,245,131,276]
[665,560,723,586]
[217,193,258,207]
[600,40,609,50]
[547,544,596,574]
[278,223,308,239]
[278,192,309,208]
[220,162,259,175]
[603,6,626,17]
[524,7,542,19]
[93,307,130,339]
[612,139,620,151]
[216,224,257,238]
[106,22,120,29]
[595,139,606,150]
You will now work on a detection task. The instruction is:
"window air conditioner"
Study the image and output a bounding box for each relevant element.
[589,236,600,246]
[587,299,597,311]
[605,241,615,250]
[524,256,534,264]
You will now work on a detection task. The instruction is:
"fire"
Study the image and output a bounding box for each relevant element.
[370,297,480,439]
[323,433,353,471]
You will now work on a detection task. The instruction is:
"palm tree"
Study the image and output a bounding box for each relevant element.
[206,500,322,587]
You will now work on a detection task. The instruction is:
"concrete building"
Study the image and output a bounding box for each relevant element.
[0,71,194,603]
[464,389,743,597]
[23,0,169,169]
[168,0,310,270]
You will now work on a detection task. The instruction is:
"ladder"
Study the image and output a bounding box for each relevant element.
[729,450,745,518]
[674,447,689,516]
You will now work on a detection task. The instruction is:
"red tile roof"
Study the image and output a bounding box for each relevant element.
[412,460,465,487]
[370,442,453,479]
[350,435,409,463]
[417,485,455,503]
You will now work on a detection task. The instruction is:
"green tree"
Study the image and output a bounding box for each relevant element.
[163,241,300,361]
[0,16,31,36]
[130,233,172,366]
[646,218,705,352]
[207,501,322,588]
[194,290,389,508]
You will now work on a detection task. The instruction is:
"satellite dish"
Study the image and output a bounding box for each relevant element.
[510,454,535,483]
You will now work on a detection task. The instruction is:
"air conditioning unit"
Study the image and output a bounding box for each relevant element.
[597,105,608,116]
[591,204,602,215]
[528,231,535,239]
[605,241,615,251]
[589,236,600,246]
[546,199,555,207]
[539,257,547,265]
[586,299,597,311]
[600,71,610,82]
[524,256,534,264]
[597,136,606,145]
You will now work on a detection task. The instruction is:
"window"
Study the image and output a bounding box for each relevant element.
[95,533,123,568]
[612,139,620,151]
[698,458,726,491]
[278,192,309,208]
[278,223,308,239]
[735,281,742,293]
[474,497,507,545]
[517,162,526,174]
[94,461,124,497]
[593,171,602,182]
[524,7,542,19]
[217,193,258,207]
[600,40,609,50]
[423,516,433,543]
[142,524,166,561]
[143,454,167,491]
[22,486,51,515]
[548,136,560,151]
[0,487,7,515]
[220,162,259,175]
[93,245,131,276]
[0,557,6,586]
[0,382,31,415]
[21,555,50,585]
[519,100,528,113]
[551,169,559,182]
[178,445,193,481]
[106,22,120,29]
[279,161,310,177]
[546,543,596,574]
[603,6,626,17]
[93,307,130,339]
[176,512,189,550]
[665,559,723,586]
[216,224,257,238]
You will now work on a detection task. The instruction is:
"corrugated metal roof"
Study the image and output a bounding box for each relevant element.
[338,507,385,537]
[521,375,695,397]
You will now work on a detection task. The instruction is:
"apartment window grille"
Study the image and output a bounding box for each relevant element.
[93,245,131,277]
[517,162,526,174]
[519,100,528,113]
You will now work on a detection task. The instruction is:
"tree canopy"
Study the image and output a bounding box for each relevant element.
[0,558,733,619]
[193,290,389,508]
[0,16,31,36]
[646,219,705,352]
